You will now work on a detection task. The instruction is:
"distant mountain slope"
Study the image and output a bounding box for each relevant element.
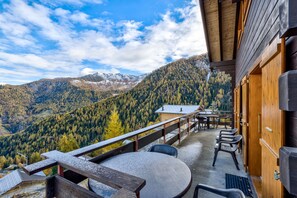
[0,54,232,158]
[0,73,144,134]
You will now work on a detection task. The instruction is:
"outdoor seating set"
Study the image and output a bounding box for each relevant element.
[197,110,232,130]
[212,128,242,170]
[87,129,244,197]
[147,143,245,198]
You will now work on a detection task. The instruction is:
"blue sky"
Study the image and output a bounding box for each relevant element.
[0,0,206,85]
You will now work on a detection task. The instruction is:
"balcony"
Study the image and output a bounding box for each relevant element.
[21,112,250,198]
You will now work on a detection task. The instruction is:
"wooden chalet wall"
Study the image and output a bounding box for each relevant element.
[285,36,297,147]
[235,0,280,85]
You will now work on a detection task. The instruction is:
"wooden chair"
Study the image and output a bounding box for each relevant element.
[148,144,178,158]
[212,135,242,170]
[193,183,245,198]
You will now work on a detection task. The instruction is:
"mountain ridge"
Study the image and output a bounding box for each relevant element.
[0,54,232,159]
[0,73,144,134]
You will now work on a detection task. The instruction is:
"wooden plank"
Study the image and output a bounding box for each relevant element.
[261,52,284,153]
[210,59,236,67]
[23,159,57,175]
[233,1,240,59]
[90,142,134,164]
[42,150,146,193]
[241,78,248,169]
[221,0,237,60]
[165,123,179,134]
[248,74,262,176]
[199,0,212,62]
[261,141,283,198]
[218,0,223,61]
[138,129,163,149]
[260,37,281,68]
[204,0,221,62]
[166,133,179,145]
[46,176,101,198]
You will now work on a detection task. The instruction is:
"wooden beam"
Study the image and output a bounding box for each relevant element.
[199,0,212,62]
[210,60,236,67]
[233,1,240,59]
[218,0,223,61]
[42,150,146,193]
[46,176,101,198]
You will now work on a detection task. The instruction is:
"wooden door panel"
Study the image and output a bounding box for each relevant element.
[262,53,284,152]
[236,86,241,133]
[261,142,282,198]
[261,51,284,198]
[248,74,262,176]
[241,79,248,168]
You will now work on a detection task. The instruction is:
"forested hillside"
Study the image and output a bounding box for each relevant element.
[0,54,232,160]
[0,74,143,134]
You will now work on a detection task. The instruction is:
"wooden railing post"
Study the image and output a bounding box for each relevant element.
[134,135,139,151]
[58,165,64,177]
[187,118,190,135]
[178,118,181,144]
[163,124,166,143]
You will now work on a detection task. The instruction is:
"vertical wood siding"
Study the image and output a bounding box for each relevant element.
[235,0,280,84]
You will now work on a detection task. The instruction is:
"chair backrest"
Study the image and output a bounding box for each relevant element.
[148,144,178,158]
[193,184,245,198]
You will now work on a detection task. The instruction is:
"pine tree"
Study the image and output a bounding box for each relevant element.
[30,152,42,164]
[58,134,79,152]
[103,107,124,152]
[0,156,7,169]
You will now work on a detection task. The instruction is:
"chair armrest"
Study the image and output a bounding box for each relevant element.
[193,184,245,198]
[217,135,235,140]
[219,132,234,137]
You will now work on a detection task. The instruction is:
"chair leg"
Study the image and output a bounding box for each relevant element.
[212,149,219,166]
[231,152,240,170]
[233,152,239,165]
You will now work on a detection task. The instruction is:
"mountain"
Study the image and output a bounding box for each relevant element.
[72,73,146,91]
[0,54,232,158]
[0,73,144,134]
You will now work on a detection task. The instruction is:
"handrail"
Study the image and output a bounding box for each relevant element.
[23,111,199,175]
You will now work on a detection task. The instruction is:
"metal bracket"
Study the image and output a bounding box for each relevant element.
[274,170,280,180]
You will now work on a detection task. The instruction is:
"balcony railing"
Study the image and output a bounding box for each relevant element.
[22,111,199,198]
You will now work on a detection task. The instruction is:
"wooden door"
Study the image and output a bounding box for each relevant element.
[261,51,284,198]
[234,86,241,132]
[248,74,262,176]
[241,77,248,169]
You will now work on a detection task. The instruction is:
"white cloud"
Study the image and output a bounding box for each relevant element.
[39,0,104,6]
[0,0,206,84]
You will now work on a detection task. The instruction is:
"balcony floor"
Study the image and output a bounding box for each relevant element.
[176,128,248,197]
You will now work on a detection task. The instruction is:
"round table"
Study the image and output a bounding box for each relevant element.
[89,152,192,198]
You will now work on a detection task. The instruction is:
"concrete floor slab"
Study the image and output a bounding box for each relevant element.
[177,128,247,197]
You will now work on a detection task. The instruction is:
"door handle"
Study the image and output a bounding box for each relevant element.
[265,127,273,133]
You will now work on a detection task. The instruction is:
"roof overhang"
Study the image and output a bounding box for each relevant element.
[199,0,239,73]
